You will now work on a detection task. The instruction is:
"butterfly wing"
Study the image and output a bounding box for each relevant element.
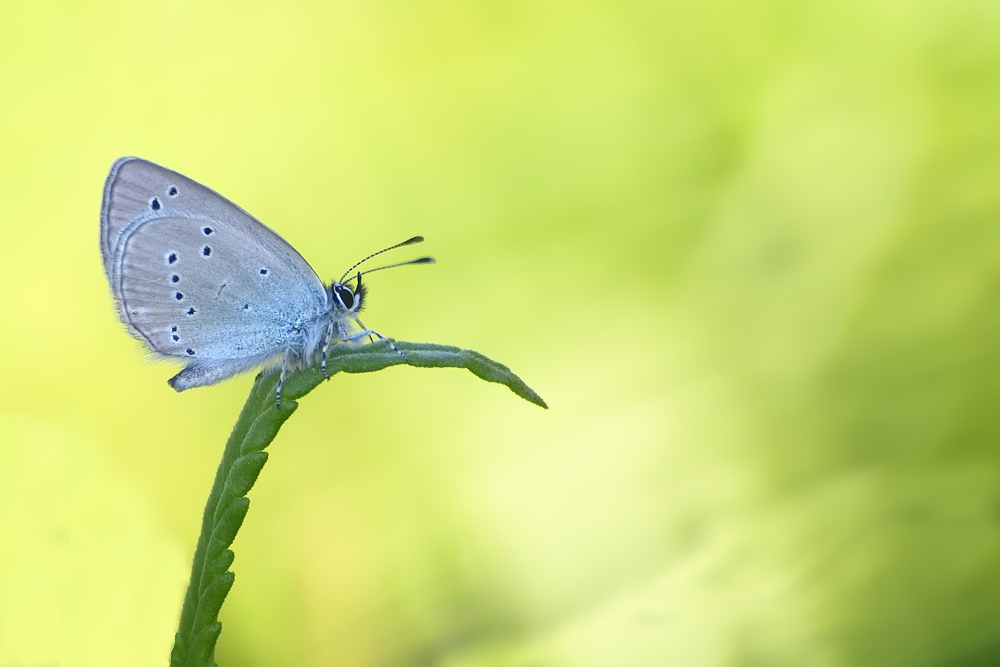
[101,157,330,373]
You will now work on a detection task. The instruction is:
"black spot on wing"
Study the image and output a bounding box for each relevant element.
[150,197,161,211]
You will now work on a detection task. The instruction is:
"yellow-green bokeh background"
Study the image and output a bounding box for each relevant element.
[3,1,1000,665]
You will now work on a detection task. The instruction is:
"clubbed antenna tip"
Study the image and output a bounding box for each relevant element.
[339,236,428,283]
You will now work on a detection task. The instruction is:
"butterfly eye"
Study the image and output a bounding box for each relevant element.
[335,285,354,309]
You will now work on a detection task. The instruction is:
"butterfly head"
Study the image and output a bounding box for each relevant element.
[329,236,434,316]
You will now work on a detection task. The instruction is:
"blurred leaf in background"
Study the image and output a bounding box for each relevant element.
[1,0,1000,665]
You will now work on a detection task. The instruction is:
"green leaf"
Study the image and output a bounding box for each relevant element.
[170,341,546,667]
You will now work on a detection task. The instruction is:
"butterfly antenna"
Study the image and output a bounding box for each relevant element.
[357,257,435,278]
[339,236,425,283]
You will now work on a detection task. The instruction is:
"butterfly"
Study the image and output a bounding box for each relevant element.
[100,157,432,405]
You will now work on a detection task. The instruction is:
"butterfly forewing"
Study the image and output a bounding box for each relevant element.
[101,158,330,362]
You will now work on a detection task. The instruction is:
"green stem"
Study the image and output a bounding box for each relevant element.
[169,342,546,667]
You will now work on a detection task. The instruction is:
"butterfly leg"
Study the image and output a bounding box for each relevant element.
[275,349,292,409]
[347,326,402,357]
[347,316,400,355]
[321,322,335,380]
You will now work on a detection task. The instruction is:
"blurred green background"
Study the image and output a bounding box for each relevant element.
[2,0,1000,665]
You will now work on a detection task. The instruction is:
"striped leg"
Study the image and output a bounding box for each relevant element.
[321,322,335,380]
[350,318,403,357]
[275,349,292,409]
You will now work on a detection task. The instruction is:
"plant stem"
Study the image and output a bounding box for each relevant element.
[169,342,545,667]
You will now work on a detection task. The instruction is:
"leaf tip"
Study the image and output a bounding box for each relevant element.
[517,386,548,409]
